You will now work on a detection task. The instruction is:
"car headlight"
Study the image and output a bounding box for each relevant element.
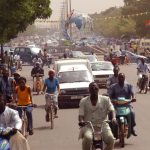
[60,90,66,94]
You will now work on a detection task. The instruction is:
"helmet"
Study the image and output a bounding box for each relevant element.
[48,69,55,76]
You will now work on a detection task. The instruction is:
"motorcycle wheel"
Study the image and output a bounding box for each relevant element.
[91,142,103,150]
[119,124,125,147]
[144,86,148,94]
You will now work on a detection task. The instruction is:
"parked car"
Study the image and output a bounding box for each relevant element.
[90,61,114,87]
[57,64,93,108]
[13,46,41,64]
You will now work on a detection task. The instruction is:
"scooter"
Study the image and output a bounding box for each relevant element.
[79,121,109,150]
[111,97,135,147]
[0,138,9,150]
[0,127,17,150]
[137,73,148,94]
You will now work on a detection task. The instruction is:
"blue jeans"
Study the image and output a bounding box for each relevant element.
[17,107,33,131]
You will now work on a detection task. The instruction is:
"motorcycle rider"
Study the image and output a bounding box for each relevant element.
[14,53,22,70]
[31,62,44,77]
[79,82,116,150]
[108,73,137,136]
[0,69,16,103]
[42,49,50,68]
[31,62,44,92]
[42,69,60,120]
[0,93,30,150]
[107,65,120,90]
[32,55,43,67]
[137,58,150,92]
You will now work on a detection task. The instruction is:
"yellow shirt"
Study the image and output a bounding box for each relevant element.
[16,86,31,106]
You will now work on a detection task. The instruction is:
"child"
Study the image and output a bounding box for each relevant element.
[15,77,34,135]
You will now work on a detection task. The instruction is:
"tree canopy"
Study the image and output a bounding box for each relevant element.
[91,0,150,38]
[123,0,150,37]
[91,7,136,38]
[0,0,52,44]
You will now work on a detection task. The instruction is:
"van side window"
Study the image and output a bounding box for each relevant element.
[20,48,25,53]
[15,48,20,53]
[25,48,31,54]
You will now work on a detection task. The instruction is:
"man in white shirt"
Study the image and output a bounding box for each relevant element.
[78,82,116,150]
[0,94,30,150]
[14,53,21,70]
[32,55,43,67]
[14,53,20,62]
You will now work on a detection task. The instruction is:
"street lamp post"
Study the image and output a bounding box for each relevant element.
[69,0,72,38]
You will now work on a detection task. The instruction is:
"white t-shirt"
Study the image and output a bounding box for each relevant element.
[14,55,20,61]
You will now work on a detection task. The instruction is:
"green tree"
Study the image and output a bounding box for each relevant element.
[122,0,150,37]
[91,7,136,38]
[0,0,52,60]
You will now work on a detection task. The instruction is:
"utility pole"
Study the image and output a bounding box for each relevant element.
[69,0,72,38]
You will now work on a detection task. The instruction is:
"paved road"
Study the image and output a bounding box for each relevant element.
[19,64,150,150]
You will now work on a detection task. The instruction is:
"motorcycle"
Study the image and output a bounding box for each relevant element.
[111,97,135,147]
[79,121,109,150]
[0,138,9,150]
[0,127,17,150]
[137,73,148,94]
[33,73,44,95]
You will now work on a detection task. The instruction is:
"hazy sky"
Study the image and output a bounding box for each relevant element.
[50,0,124,20]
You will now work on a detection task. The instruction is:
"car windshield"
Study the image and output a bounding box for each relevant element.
[58,70,92,83]
[91,62,113,71]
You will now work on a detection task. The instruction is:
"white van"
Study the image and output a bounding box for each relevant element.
[57,64,94,108]
[54,58,92,75]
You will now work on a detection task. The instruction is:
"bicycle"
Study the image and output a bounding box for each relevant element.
[45,93,57,129]
[17,105,34,138]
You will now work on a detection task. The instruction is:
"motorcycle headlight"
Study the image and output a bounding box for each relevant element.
[94,132,102,141]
